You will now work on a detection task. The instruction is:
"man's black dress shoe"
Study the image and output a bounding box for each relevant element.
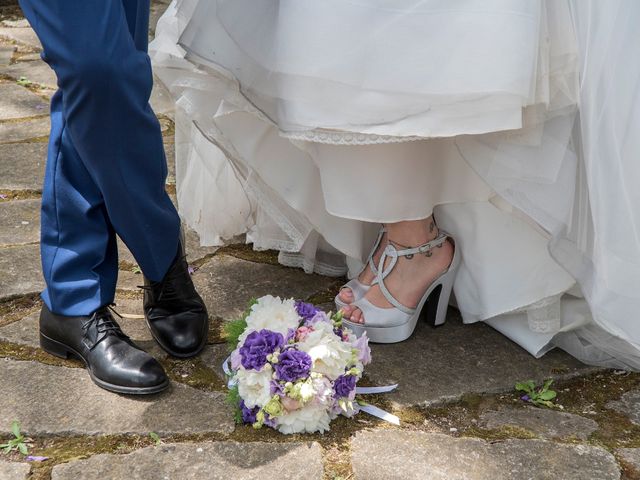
[39,304,169,394]
[142,243,209,358]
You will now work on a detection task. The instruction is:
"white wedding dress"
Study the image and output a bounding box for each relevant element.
[150,0,640,369]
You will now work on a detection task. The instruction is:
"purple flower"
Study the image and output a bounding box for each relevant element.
[295,300,319,321]
[353,332,372,365]
[305,310,330,327]
[26,456,48,462]
[275,348,312,382]
[334,374,357,399]
[521,394,531,402]
[239,329,284,370]
[0,194,7,200]
[270,380,286,396]
[240,400,259,424]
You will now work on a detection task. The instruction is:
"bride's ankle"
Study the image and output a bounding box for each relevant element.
[385,216,439,246]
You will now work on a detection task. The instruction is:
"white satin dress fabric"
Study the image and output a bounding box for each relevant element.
[150,0,640,369]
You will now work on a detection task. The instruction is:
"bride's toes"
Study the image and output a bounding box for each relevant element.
[339,288,354,303]
[351,308,364,324]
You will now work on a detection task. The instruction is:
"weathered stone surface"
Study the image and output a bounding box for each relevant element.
[0,142,46,190]
[0,44,14,66]
[51,442,323,480]
[0,198,39,245]
[607,390,640,425]
[1,19,30,29]
[616,448,640,476]
[0,27,41,50]
[365,312,594,407]
[351,430,620,480]
[0,83,48,121]
[0,359,234,435]
[116,270,144,292]
[1,59,56,87]
[0,460,30,480]
[193,254,337,321]
[0,244,43,300]
[479,406,598,440]
[0,116,49,142]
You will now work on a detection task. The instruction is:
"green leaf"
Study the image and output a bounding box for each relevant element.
[149,432,161,445]
[542,378,554,390]
[225,385,243,424]
[515,381,534,393]
[538,390,557,401]
[17,443,28,456]
[11,422,20,439]
[223,318,248,351]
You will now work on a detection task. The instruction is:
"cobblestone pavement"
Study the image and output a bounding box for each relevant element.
[1,3,640,480]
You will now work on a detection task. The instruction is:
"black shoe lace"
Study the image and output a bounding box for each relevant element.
[138,254,192,304]
[82,305,128,350]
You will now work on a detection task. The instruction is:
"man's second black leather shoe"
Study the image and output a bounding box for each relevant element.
[39,305,169,395]
[142,242,209,358]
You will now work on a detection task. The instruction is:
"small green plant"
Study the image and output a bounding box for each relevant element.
[16,76,32,87]
[149,432,162,446]
[0,421,30,456]
[515,379,557,408]
[132,265,142,274]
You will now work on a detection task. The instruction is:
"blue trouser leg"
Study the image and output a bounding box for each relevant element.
[19,0,181,316]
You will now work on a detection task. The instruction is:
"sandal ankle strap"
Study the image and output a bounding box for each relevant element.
[371,230,451,315]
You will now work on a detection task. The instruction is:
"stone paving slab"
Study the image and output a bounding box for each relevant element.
[364,313,594,407]
[0,83,48,120]
[479,406,598,440]
[0,27,41,50]
[351,430,620,480]
[0,116,49,142]
[0,198,39,245]
[0,243,42,300]
[0,359,234,436]
[51,441,324,480]
[193,254,338,322]
[616,448,640,476]
[0,44,14,66]
[0,142,46,190]
[1,59,56,87]
[606,389,640,425]
[0,460,30,480]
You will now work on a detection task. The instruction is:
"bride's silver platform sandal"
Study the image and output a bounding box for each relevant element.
[334,227,386,310]
[344,230,461,344]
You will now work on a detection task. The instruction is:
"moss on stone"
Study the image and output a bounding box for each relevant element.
[0,341,81,368]
[0,293,41,327]
[216,243,281,265]
[0,189,41,201]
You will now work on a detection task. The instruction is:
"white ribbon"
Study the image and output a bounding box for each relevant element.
[359,403,400,426]
[222,356,400,425]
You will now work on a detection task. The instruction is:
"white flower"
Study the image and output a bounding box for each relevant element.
[277,404,332,434]
[298,321,353,380]
[236,366,272,409]
[239,296,300,345]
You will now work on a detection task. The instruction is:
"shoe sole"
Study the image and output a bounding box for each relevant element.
[39,333,170,395]
[144,314,209,359]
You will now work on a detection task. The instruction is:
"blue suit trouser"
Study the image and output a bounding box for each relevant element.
[18,0,181,316]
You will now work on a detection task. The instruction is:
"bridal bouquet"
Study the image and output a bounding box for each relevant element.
[223,296,373,434]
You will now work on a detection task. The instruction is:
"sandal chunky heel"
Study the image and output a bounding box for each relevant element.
[344,230,460,343]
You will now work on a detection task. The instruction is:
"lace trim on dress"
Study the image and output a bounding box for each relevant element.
[281,129,425,145]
